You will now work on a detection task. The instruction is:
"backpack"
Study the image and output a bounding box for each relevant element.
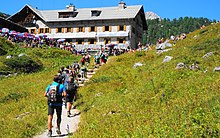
[81,57,85,63]
[48,84,62,103]
[66,83,77,94]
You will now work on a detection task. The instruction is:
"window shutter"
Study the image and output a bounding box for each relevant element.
[116,40,119,44]
[76,28,79,33]
[49,28,51,33]
[76,42,78,45]
[102,26,105,32]
[95,26,97,32]
[83,27,85,32]
[82,41,84,45]
[117,26,120,31]
[88,41,90,44]
[124,25,126,31]
[89,27,91,32]
[56,28,58,33]
[108,39,111,44]
[123,40,126,44]
[38,29,40,34]
[109,26,112,32]
[34,29,36,34]
[94,40,96,44]
[44,28,46,33]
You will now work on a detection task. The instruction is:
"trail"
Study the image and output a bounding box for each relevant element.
[34,67,99,138]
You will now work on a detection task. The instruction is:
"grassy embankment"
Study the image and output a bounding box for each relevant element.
[74,23,220,137]
[0,39,80,138]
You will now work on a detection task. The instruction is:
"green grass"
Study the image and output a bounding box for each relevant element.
[74,23,220,137]
[0,42,80,137]
[0,23,219,137]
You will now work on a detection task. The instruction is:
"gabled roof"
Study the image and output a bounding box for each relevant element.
[9,4,144,22]
[7,4,45,21]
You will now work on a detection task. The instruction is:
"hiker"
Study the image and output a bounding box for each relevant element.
[80,65,87,78]
[85,53,91,66]
[65,77,78,117]
[80,56,86,66]
[44,75,66,137]
[94,53,100,66]
[100,52,106,65]
[72,60,80,73]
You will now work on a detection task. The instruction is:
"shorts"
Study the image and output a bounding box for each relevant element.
[48,105,62,116]
[66,94,74,103]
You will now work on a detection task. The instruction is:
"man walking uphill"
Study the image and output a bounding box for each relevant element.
[44,75,66,137]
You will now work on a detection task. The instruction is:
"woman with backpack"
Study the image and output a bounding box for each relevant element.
[65,77,78,117]
[44,75,66,137]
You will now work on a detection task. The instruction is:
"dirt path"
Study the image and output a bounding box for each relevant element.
[34,67,99,138]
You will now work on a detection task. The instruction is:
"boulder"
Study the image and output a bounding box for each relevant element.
[6,55,12,59]
[189,63,199,70]
[176,62,187,69]
[133,62,144,68]
[203,52,214,58]
[162,56,173,63]
[213,66,220,72]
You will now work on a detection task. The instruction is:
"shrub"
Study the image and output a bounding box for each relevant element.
[3,55,43,73]
[135,51,146,57]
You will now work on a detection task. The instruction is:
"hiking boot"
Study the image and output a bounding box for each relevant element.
[56,128,61,135]
[47,130,52,137]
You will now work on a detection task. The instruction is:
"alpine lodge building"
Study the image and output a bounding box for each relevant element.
[8,2,147,50]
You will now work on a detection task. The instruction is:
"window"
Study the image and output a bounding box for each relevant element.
[57,28,62,33]
[91,10,101,17]
[119,25,124,31]
[45,28,49,33]
[89,39,95,44]
[58,12,78,18]
[105,26,109,31]
[79,27,84,32]
[104,38,110,45]
[31,29,35,34]
[119,38,124,43]
[67,27,72,33]
[39,28,44,33]
[77,39,84,44]
[117,38,125,44]
[90,26,95,32]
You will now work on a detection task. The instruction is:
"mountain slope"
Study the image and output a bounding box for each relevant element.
[74,23,220,137]
[0,12,10,18]
[145,11,161,20]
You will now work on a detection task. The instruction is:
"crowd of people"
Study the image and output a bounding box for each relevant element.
[0,30,134,56]
[43,50,109,137]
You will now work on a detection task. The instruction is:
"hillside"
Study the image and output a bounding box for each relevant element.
[0,39,81,137]
[0,12,10,18]
[145,11,161,20]
[74,23,220,137]
[0,23,219,137]
[145,17,214,44]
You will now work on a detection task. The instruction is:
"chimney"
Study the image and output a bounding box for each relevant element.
[118,1,126,9]
[66,4,76,11]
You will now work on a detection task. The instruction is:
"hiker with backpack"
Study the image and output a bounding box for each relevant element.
[44,74,66,137]
[65,77,78,117]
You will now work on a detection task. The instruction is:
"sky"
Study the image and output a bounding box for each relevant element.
[0,0,219,21]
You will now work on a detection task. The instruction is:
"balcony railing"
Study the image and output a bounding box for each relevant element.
[74,43,129,51]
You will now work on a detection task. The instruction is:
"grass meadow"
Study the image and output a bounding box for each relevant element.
[0,22,219,137]
[74,23,219,137]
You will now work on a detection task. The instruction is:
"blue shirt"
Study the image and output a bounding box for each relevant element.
[46,82,66,106]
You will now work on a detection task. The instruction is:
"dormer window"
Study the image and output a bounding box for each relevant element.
[59,12,78,18]
[91,10,101,17]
